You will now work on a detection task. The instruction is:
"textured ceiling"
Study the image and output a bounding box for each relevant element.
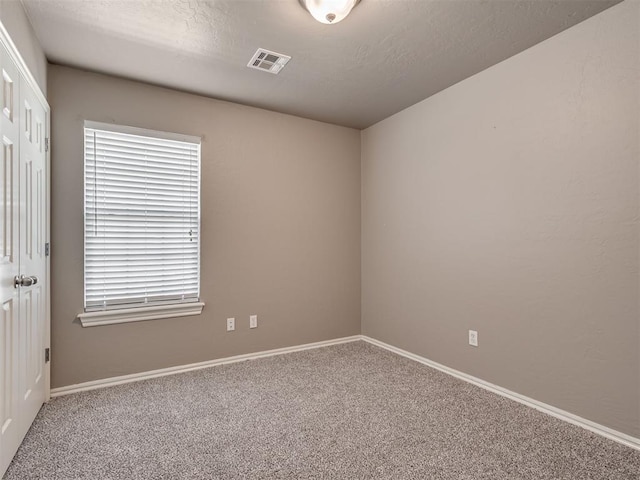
[22,0,620,129]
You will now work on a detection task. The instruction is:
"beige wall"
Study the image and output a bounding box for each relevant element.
[48,65,361,388]
[362,0,639,438]
[0,0,46,94]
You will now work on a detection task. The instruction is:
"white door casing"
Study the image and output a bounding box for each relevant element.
[0,25,50,477]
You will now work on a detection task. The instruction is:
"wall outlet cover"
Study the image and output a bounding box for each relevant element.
[227,318,235,331]
[469,330,478,347]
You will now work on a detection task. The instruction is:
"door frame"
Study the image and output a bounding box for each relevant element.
[0,21,51,401]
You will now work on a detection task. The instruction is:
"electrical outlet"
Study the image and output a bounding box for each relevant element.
[469,330,478,347]
[249,315,258,329]
[226,318,235,331]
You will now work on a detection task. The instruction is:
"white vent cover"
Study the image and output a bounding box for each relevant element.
[247,48,291,74]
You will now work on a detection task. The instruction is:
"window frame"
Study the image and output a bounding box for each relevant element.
[78,121,204,327]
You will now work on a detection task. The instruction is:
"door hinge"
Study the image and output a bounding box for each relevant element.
[45,137,49,152]
[45,242,50,257]
[45,348,50,363]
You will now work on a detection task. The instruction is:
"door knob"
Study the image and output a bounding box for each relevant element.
[14,275,38,288]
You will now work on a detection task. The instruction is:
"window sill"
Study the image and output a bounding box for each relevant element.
[78,302,205,327]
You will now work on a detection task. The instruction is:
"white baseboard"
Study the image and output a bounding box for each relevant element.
[361,335,640,451]
[50,333,639,451]
[50,335,363,397]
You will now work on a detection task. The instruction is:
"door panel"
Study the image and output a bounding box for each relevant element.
[0,42,21,476]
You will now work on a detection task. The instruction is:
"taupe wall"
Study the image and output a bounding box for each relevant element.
[46,0,639,439]
[361,0,639,437]
[0,0,46,93]
[48,65,361,388]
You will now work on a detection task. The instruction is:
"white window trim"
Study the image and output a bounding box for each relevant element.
[78,302,205,327]
[81,120,204,326]
[84,120,202,145]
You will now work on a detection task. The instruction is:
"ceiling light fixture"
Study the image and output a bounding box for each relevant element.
[299,0,361,25]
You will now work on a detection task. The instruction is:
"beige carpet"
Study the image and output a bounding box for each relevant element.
[5,341,639,479]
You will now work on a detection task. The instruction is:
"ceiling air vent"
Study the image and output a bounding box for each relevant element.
[247,48,291,75]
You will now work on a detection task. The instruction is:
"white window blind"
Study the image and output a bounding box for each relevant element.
[84,123,201,312]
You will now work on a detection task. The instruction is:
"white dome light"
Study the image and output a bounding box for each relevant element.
[299,0,361,25]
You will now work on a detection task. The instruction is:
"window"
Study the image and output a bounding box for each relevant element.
[78,122,203,327]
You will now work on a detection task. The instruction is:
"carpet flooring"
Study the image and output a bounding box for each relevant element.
[4,341,639,479]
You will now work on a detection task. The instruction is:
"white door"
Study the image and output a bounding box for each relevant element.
[0,39,22,476]
[17,67,47,439]
[0,40,48,476]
